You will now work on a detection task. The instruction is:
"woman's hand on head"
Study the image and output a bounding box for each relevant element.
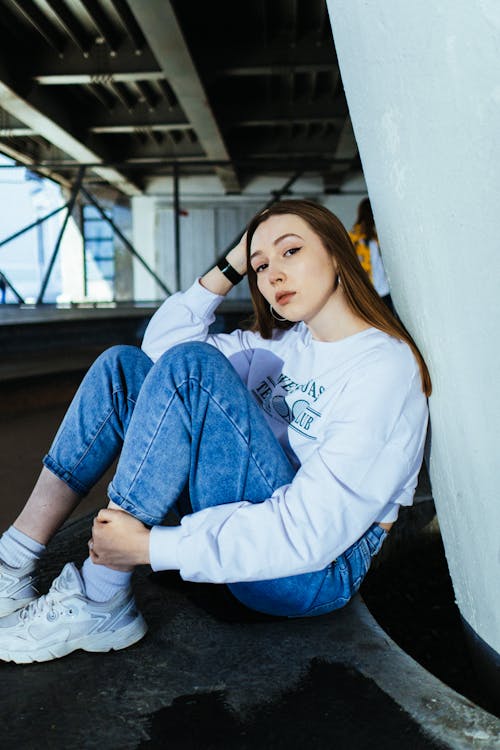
[225,232,248,276]
[200,231,248,295]
[88,508,150,569]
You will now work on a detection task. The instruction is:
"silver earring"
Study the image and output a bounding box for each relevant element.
[269,303,287,322]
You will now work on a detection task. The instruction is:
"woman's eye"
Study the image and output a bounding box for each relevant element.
[255,263,268,273]
[284,247,301,257]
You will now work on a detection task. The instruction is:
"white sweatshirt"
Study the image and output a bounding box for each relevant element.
[369,239,391,297]
[143,280,428,584]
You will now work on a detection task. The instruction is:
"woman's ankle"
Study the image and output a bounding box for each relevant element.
[0,526,45,569]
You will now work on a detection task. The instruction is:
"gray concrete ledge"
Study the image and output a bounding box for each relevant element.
[0,301,253,382]
[0,298,251,326]
[0,514,498,749]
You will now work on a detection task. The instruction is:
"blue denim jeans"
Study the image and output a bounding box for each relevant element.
[44,343,387,618]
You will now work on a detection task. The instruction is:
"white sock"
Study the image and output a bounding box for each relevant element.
[0,526,45,569]
[81,557,132,602]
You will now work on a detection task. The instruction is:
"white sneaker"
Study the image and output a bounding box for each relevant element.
[0,562,147,663]
[0,558,39,617]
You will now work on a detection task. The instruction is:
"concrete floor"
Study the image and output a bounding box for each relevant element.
[2,514,499,750]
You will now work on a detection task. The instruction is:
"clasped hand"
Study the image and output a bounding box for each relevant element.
[88,508,150,569]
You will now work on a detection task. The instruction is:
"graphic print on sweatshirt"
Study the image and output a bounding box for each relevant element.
[252,370,325,440]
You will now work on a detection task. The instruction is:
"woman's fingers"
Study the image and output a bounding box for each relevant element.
[96,508,114,523]
[87,536,99,561]
[89,511,150,567]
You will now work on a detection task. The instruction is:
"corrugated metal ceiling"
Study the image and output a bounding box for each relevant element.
[0,0,359,195]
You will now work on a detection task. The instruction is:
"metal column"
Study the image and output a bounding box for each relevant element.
[173,162,181,291]
[36,167,85,304]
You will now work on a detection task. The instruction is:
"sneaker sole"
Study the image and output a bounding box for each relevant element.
[0,614,148,663]
[0,595,38,618]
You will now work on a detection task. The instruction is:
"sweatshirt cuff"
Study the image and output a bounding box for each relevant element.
[149,526,184,572]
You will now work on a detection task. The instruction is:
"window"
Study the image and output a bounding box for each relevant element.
[82,205,115,298]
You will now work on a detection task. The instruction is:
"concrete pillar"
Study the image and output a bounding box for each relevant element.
[326,0,500,694]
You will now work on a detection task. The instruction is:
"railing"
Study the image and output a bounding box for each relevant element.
[0,166,171,306]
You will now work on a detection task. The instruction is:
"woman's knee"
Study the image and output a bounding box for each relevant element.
[84,345,152,392]
[154,341,230,380]
[90,345,151,376]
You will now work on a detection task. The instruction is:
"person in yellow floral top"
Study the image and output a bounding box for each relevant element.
[349,198,393,311]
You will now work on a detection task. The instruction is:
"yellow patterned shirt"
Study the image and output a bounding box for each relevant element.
[349,225,374,281]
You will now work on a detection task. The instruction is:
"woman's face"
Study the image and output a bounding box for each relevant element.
[249,213,339,327]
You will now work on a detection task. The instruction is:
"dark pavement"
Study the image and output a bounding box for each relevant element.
[0,515,498,750]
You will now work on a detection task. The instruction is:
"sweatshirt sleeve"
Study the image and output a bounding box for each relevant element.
[141,280,224,362]
[149,350,429,583]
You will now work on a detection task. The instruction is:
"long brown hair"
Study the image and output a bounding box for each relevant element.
[245,200,431,396]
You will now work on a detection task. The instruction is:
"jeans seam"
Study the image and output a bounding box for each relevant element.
[193,378,283,494]
[298,562,348,617]
[298,565,331,615]
[70,390,137,476]
[124,375,282,503]
[68,407,116,475]
[121,386,181,500]
[111,384,138,404]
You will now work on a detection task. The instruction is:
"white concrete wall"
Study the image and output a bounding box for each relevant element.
[327,1,500,655]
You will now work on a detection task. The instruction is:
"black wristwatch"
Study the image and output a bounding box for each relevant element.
[216,257,244,285]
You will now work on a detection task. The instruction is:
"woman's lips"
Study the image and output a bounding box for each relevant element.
[276,292,296,306]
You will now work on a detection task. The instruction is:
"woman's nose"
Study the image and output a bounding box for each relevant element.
[268,263,285,284]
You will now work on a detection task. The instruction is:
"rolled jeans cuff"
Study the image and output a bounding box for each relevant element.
[42,454,90,496]
[107,481,165,526]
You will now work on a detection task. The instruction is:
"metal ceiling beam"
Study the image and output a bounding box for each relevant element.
[88,100,187,129]
[32,43,161,78]
[35,72,165,85]
[210,41,337,76]
[0,79,141,196]
[216,61,335,77]
[222,98,348,126]
[233,116,344,128]
[216,64,338,76]
[90,123,191,134]
[109,0,147,55]
[126,0,240,193]
[86,137,204,162]
[240,149,346,160]
[9,0,65,56]
[78,0,122,56]
[43,0,93,57]
[0,138,72,188]
[0,127,36,136]
[5,156,353,168]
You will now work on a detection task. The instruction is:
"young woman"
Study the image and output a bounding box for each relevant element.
[0,200,430,663]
